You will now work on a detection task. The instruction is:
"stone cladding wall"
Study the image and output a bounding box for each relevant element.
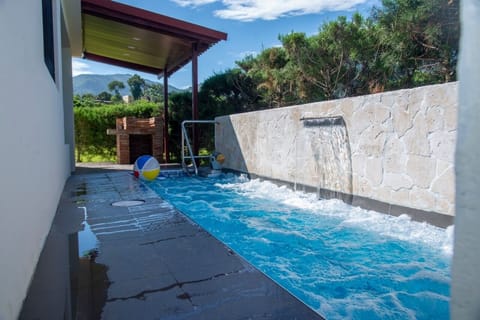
[216,82,457,216]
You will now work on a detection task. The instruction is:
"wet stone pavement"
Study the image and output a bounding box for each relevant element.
[21,171,324,320]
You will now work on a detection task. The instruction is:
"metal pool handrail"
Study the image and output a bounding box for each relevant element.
[181,120,217,175]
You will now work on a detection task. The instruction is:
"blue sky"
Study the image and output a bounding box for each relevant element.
[72,0,380,89]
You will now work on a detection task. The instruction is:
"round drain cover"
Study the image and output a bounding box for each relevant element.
[111,200,145,207]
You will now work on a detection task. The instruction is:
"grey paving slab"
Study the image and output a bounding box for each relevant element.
[107,273,178,299]
[22,170,325,320]
[102,288,195,320]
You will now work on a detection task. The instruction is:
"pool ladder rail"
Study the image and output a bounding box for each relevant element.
[181,120,217,176]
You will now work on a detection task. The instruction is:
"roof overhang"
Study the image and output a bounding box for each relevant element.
[61,0,82,55]
[80,0,227,77]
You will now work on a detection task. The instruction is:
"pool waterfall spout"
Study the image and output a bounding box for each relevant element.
[296,116,353,201]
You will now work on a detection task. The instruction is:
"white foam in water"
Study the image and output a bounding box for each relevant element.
[216,176,454,257]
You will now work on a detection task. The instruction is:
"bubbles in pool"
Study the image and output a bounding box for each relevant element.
[149,174,452,320]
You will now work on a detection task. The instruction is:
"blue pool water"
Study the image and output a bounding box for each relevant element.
[149,174,452,320]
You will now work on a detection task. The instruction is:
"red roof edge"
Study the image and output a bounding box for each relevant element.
[82,52,164,75]
[83,52,200,77]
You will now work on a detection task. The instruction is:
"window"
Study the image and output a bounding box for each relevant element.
[42,0,55,81]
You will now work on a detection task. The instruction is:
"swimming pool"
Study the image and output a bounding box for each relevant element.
[149,173,452,320]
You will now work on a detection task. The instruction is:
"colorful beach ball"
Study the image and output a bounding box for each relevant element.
[133,155,160,181]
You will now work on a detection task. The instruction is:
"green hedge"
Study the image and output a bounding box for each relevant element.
[74,101,162,162]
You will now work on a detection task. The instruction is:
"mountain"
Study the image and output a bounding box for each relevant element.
[73,74,183,96]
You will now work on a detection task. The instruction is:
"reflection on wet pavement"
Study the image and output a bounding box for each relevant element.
[75,249,110,320]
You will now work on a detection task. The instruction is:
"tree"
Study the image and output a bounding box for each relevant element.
[373,0,459,87]
[96,91,112,102]
[108,80,125,102]
[281,14,384,100]
[199,68,263,115]
[234,0,459,104]
[168,91,192,161]
[143,83,164,103]
[237,47,298,107]
[74,94,98,108]
[127,74,146,100]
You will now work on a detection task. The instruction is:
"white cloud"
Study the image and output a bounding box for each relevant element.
[71,59,93,76]
[171,0,368,21]
[171,0,217,7]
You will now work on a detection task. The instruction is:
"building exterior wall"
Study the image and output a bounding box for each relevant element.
[451,0,480,318]
[0,1,74,319]
[216,82,457,217]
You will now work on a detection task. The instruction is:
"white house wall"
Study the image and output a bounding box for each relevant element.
[451,0,480,318]
[0,1,72,319]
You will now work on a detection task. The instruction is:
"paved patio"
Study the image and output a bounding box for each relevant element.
[20,166,324,319]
